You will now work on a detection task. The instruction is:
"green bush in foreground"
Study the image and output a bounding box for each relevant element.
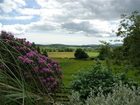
[71,64,137,100]
[64,83,140,105]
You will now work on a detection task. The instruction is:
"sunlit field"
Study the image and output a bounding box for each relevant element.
[48,51,99,58]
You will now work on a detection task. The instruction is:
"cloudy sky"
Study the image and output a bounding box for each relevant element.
[0,0,140,45]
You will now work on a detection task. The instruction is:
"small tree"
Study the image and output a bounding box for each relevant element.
[36,46,41,53]
[98,41,111,60]
[74,48,89,59]
[42,49,48,57]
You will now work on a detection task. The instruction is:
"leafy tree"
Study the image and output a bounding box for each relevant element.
[74,48,89,59]
[42,49,48,57]
[98,41,112,60]
[117,11,140,66]
[111,46,124,64]
[36,46,41,53]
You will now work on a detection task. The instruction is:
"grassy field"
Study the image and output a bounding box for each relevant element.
[48,51,99,86]
[48,52,140,87]
[48,51,99,58]
[48,52,74,58]
[54,58,95,86]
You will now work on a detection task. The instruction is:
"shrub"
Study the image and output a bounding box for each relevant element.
[65,83,140,105]
[74,48,89,59]
[0,31,62,104]
[71,64,137,100]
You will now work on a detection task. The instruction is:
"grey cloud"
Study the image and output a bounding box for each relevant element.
[54,0,140,37]
[28,22,57,32]
[61,21,109,37]
[2,0,140,38]
[55,0,140,21]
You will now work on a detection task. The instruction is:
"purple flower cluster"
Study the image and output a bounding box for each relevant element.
[18,50,62,90]
[0,31,62,92]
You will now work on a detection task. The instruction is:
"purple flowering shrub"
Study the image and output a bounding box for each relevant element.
[0,31,62,93]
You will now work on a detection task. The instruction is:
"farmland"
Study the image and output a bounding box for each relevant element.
[47,51,99,86]
[48,51,99,58]
[47,51,140,87]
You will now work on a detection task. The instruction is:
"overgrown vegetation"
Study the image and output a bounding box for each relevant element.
[62,83,140,105]
[71,64,137,100]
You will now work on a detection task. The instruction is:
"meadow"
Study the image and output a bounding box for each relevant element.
[48,51,99,58]
[47,51,99,86]
[48,51,140,87]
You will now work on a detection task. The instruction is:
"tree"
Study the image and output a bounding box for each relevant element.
[117,11,140,66]
[74,48,89,59]
[36,46,41,53]
[98,41,112,60]
[42,49,48,57]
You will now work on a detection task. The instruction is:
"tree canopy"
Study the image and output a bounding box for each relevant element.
[116,11,140,66]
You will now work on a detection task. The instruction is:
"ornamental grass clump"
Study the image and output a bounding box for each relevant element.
[0,31,62,104]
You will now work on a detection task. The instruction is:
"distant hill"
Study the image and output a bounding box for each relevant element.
[36,43,122,50]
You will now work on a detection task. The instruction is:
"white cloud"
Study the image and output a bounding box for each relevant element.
[27,20,59,32]
[0,0,26,13]
[36,0,61,8]
[0,15,34,20]
[17,8,41,15]
[1,24,26,34]
[14,0,26,6]
[0,0,17,13]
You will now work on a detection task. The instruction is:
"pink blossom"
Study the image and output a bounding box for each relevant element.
[47,63,52,68]
[26,51,37,57]
[38,58,46,64]
[18,56,33,64]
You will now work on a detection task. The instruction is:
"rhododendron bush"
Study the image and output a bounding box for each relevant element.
[0,31,62,93]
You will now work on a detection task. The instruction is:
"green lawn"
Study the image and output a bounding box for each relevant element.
[48,52,140,88]
[54,58,95,87]
[54,58,140,87]
[87,52,99,57]
[49,52,140,87]
[48,51,99,86]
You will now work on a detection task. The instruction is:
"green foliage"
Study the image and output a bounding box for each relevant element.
[64,83,140,105]
[71,64,137,100]
[116,11,140,66]
[74,48,89,59]
[98,41,112,60]
[42,49,48,57]
[111,46,124,64]
[36,46,41,53]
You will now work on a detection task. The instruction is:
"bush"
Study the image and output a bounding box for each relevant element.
[74,48,89,59]
[71,64,137,100]
[0,31,62,104]
[64,83,140,105]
